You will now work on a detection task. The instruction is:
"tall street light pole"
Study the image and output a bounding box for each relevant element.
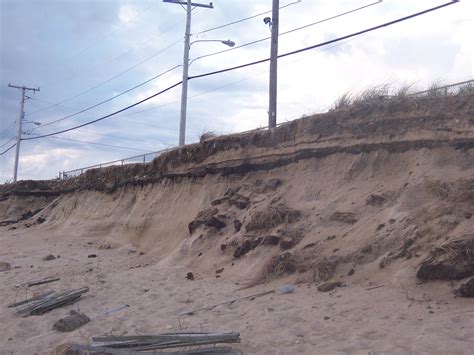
[268,0,280,128]
[8,83,40,182]
[163,0,214,147]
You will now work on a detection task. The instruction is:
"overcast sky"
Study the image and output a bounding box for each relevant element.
[0,0,472,181]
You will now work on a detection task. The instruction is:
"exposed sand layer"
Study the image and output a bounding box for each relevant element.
[0,94,473,353]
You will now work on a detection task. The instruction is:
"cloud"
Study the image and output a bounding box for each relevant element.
[0,0,472,180]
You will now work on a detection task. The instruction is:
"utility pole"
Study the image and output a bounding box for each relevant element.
[163,0,214,146]
[8,84,40,182]
[268,0,279,128]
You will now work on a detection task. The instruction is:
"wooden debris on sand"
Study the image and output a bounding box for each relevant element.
[13,287,89,316]
[178,290,275,316]
[72,332,242,354]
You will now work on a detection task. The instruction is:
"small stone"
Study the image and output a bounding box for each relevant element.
[263,235,281,246]
[464,212,472,219]
[97,241,111,250]
[323,316,330,320]
[205,216,226,230]
[276,284,296,294]
[454,278,474,297]
[233,219,242,232]
[0,262,11,272]
[215,268,224,274]
[233,240,253,258]
[348,268,355,276]
[280,238,296,250]
[220,244,227,251]
[317,281,343,292]
[87,254,97,258]
[186,272,194,280]
[43,254,56,261]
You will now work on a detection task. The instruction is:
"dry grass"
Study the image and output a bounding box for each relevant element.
[199,130,218,143]
[428,237,474,263]
[331,80,474,111]
[245,204,301,232]
[251,253,297,285]
[309,258,337,283]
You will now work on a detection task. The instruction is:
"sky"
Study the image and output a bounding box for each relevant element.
[0,0,472,181]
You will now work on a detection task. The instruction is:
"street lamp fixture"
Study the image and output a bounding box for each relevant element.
[190,39,235,48]
[24,120,41,126]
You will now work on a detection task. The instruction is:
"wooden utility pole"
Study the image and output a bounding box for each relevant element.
[163,0,214,146]
[8,84,40,182]
[268,0,279,128]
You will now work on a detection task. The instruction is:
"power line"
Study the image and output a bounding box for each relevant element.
[22,0,458,142]
[23,0,377,128]
[0,144,16,156]
[22,82,183,141]
[44,136,155,153]
[113,39,354,121]
[28,38,182,116]
[0,137,16,148]
[191,0,458,80]
[44,122,168,145]
[36,65,181,129]
[0,121,17,138]
[192,0,301,36]
[191,0,382,63]
[32,0,382,129]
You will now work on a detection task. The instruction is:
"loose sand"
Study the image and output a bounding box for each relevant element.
[1,227,473,354]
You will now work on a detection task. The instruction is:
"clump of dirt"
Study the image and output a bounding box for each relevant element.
[255,178,283,193]
[454,278,474,297]
[233,238,262,258]
[417,236,474,281]
[246,204,301,232]
[366,193,386,206]
[317,281,343,292]
[0,262,11,272]
[330,211,357,224]
[188,207,226,234]
[53,310,90,332]
[211,188,250,210]
[426,179,474,203]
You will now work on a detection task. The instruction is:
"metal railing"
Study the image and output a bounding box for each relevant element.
[59,148,175,179]
[408,79,474,97]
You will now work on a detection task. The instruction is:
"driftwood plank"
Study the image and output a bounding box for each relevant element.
[8,291,54,308]
[16,287,89,316]
[73,344,242,354]
[178,290,275,316]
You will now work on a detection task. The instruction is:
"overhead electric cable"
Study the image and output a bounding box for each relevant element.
[22,82,183,141]
[44,136,155,153]
[192,0,382,63]
[111,38,357,122]
[0,144,16,156]
[0,137,16,148]
[193,0,302,35]
[22,0,458,142]
[28,38,182,116]
[191,0,458,80]
[37,65,181,129]
[0,121,17,138]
